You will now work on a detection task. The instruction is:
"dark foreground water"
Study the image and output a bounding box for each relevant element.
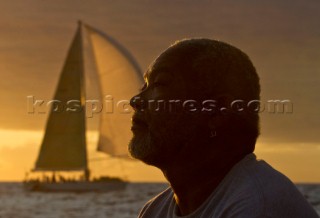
[0,183,319,218]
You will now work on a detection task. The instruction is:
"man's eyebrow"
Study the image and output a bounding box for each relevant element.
[152,66,174,77]
[143,66,173,81]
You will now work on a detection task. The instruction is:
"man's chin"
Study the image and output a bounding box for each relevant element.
[129,134,151,160]
[128,135,164,167]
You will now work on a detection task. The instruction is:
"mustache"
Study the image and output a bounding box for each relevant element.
[131,112,149,127]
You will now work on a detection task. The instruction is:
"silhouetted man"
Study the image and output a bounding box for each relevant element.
[129,39,318,218]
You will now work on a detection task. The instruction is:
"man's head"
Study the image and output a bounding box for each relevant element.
[129,38,260,168]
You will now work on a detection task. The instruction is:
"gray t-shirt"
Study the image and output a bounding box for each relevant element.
[138,154,318,218]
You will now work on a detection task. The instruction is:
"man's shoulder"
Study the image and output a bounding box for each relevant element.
[240,154,302,198]
[236,154,304,201]
[235,153,297,190]
[233,154,318,217]
[138,186,174,218]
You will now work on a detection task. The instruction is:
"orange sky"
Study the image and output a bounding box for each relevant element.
[0,0,319,182]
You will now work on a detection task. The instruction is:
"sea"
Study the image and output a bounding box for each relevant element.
[0,183,319,218]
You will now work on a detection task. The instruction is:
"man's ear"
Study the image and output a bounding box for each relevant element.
[207,93,235,132]
[215,93,235,113]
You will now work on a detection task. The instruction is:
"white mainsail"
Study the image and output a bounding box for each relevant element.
[34,22,142,171]
[35,24,87,171]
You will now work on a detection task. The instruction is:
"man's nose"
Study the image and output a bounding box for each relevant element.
[130,95,146,112]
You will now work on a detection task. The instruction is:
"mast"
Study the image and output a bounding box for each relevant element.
[79,20,90,180]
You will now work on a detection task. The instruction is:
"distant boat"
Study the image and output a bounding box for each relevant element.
[24,21,143,192]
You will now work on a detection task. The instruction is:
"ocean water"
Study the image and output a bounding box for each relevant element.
[0,183,319,218]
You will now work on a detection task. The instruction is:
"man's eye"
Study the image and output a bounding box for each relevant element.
[153,82,166,88]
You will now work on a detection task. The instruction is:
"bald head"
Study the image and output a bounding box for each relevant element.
[157,38,260,101]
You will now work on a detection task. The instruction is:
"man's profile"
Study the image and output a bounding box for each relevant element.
[129,39,318,218]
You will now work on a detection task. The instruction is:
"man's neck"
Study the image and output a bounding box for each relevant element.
[162,153,245,216]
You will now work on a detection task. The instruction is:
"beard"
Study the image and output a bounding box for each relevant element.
[129,125,181,168]
[128,129,154,162]
[128,112,204,169]
[128,112,181,168]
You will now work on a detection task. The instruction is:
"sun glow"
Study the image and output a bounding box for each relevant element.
[0,128,319,182]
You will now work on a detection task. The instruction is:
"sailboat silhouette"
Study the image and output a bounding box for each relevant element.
[24,21,143,192]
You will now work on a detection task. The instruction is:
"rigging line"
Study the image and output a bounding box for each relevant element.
[89,157,111,162]
[89,155,127,161]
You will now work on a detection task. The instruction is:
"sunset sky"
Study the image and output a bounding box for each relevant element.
[0,0,319,182]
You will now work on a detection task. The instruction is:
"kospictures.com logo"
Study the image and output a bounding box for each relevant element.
[27,95,293,118]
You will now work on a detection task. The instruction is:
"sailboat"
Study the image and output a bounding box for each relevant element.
[24,21,143,192]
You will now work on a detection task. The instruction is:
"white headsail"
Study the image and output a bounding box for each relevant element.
[85,24,143,157]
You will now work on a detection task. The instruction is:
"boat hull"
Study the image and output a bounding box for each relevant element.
[24,181,127,193]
